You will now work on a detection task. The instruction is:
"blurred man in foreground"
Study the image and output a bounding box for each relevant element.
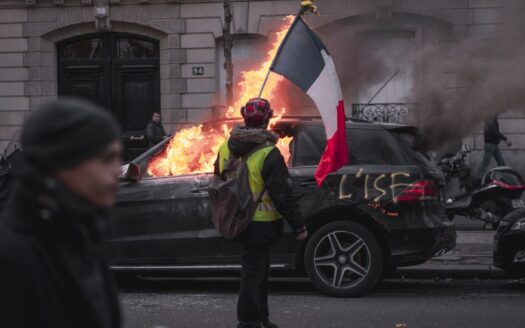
[0,98,122,328]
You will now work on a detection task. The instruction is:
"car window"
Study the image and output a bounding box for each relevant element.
[347,128,412,165]
[133,138,171,178]
[392,131,437,168]
[293,125,411,166]
[293,128,324,166]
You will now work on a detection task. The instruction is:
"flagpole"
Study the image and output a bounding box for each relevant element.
[257,69,272,98]
[257,2,315,98]
[365,70,399,105]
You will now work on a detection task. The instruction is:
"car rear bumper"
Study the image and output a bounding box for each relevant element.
[389,221,457,267]
[493,230,525,268]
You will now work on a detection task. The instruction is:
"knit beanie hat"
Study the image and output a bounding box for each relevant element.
[21,98,120,173]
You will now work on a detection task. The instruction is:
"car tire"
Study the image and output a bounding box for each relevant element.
[113,272,139,289]
[499,249,525,278]
[304,221,384,297]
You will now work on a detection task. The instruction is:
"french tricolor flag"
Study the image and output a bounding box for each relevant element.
[270,16,349,186]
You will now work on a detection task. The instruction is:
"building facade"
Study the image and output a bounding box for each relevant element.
[0,0,523,171]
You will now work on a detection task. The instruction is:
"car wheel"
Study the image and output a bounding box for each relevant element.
[304,221,384,297]
[499,249,525,278]
[113,272,139,289]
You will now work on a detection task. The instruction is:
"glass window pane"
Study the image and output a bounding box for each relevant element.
[346,128,410,165]
[62,38,103,59]
[117,38,156,58]
[296,125,411,166]
[293,129,324,166]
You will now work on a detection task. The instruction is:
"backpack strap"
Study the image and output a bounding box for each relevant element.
[224,141,273,202]
[253,187,267,207]
[241,141,273,162]
[243,141,273,204]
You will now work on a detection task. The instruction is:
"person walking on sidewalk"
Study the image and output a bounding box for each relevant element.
[477,116,512,177]
[214,98,308,328]
[0,98,122,328]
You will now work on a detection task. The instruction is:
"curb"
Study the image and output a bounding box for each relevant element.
[395,264,508,279]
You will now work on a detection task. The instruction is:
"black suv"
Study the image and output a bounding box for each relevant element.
[111,118,456,297]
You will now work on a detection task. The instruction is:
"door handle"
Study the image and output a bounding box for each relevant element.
[300,180,317,187]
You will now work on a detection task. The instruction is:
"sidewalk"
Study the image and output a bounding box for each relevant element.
[397,230,508,279]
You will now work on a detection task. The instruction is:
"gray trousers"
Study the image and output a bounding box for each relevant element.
[477,142,506,177]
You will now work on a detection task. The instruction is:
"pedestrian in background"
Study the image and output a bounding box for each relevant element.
[145,111,168,148]
[0,98,122,328]
[477,116,512,177]
[214,98,308,328]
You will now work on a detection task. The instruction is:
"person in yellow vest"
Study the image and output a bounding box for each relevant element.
[214,98,308,328]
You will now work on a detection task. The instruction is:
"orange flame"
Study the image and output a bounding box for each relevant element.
[226,16,295,119]
[147,15,295,177]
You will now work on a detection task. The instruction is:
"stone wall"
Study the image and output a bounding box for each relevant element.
[0,6,29,153]
[24,2,187,136]
[0,0,523,176]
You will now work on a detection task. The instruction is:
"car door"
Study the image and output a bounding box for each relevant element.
[106,173,216,267]
[261,125,327,266]
[288,124,336,215]
[289,123,424,206]
[106,138,246,268]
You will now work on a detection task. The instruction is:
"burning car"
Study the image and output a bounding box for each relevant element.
[110,117,456,297]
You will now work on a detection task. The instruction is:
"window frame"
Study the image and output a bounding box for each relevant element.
[290,123,412,167]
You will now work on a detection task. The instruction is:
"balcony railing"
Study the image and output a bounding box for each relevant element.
[352,103,416,124]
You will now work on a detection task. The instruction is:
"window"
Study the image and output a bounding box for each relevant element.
[58,33,160,161]
[347,128,411,165]
[293,128,324,166]
[354,30,416,104]
[216,37,266,106]
[293,125,411,166]
[117,37,156,58]
[62,37,103,59]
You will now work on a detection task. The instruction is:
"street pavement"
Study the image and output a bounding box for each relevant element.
[399,228,501,279]
[119,221,522,328]
[453,216,498,231]
[120,278,525,328]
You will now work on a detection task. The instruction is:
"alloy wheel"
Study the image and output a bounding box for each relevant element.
[313,230,371,289]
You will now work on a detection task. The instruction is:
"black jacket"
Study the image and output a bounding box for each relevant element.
[0,161,121,328]
[484,118,507,145]
[214,126,305,234]
[145,121,167,148]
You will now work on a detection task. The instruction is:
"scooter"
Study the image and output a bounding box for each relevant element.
[439,145,525,229]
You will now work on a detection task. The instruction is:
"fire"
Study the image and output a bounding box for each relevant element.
[147,15,295,177]
[147,124,229,177]
[225,16,295,119]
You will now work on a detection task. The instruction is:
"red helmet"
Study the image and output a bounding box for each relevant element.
[240,98,273,128]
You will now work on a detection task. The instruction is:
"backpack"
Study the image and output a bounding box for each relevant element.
[208,143,269,239]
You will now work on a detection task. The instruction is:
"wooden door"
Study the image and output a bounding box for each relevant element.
[58,33,160,161]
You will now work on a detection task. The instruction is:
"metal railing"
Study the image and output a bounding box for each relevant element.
[352,103,416,124]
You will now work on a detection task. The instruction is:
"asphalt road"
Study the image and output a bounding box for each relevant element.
[120,277,525,328]
[453,216,490,231]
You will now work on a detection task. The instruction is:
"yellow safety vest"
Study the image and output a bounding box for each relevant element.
[218,140,282,222]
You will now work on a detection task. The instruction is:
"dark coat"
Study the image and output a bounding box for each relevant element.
[145,121,167,148]
[0,161,121,328]
[214,126,305,234]
[484,118,507,145]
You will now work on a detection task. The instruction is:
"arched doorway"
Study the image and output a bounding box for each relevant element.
[57,33,160,160]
